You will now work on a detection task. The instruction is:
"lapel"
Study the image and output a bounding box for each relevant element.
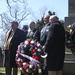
[6,29,12,41]
[11,28,18,39]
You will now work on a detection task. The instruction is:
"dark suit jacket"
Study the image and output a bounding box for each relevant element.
[40,23,50,46]
[9,28,26,67]
[45,21,65,71]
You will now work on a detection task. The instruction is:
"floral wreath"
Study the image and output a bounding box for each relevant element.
[16,39,47,74]
[65,23,75,54]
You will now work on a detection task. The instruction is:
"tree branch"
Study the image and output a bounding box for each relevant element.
[6,0,11,8]
[18,13,30,23]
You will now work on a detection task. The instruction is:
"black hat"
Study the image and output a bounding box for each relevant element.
[22,25,28,30]
[11,21,19,26]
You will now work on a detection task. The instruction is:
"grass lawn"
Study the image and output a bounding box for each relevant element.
[0,68,5,75]
[0,68,21,75]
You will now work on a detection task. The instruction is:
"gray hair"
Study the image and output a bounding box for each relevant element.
[49,15,59,20]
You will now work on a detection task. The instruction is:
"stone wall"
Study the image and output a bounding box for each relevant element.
[64,17,75,29]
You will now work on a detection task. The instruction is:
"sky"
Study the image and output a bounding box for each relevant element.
[0,0,68,25]
[27,0,68,20]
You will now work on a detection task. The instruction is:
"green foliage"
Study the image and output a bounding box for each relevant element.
[60,20,64,26]
[36,17,44,31]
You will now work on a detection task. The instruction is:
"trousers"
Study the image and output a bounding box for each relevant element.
[3,50,18,75]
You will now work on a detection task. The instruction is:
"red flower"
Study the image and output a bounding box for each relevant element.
[31,49,37,54]
[34,43,37,47]
[16,61,18,65]
[24,69,26,72]
[34,56,40,62]
[17,53,21,57]
[22,59,26,62]
[19,63,22,67]
[26,40,31,46]
[32,56,35,58]
[28,40,31,44]
[24,65,29,69]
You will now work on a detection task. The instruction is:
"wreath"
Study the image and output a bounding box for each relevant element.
[15,39,47,74]
[65,23,75,54]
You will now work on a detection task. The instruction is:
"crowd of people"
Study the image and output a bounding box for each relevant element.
[3,15,65,75]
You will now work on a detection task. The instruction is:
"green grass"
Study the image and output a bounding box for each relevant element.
[0,68,5,73]
[0,68,5,75]
[0,68,21,75]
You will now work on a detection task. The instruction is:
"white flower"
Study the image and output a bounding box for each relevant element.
[26,69,29,72]
[20,68,22,71]
[35,47,37,49]
[37,43,40,47]
[21,50,24,53]
[23,63,26,66]
[68,41,71,43]
[24,45,26,48]
[29,65,33,68]
[70,29,72,33]
[24,41,28,45]
[37,49,41,52]
[16,53,18,56]
[17,58,21,62]
[67,25,71,28]
[31,40,34,44]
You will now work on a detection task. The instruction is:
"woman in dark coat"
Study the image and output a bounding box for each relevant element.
[26,21,40,75]
[27,21,40,42]
[44,15,65,75]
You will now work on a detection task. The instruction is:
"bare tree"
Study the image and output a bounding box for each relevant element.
[0,0,30,31]
[0,0,30,48]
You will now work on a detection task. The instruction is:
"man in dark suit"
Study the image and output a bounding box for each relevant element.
[44,15,65,75]
[3,21,26,75]
[40,15,50,46]
[40,15,50,75]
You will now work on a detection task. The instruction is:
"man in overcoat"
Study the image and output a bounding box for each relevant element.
[3,21,26,75]
[44,15,65,75]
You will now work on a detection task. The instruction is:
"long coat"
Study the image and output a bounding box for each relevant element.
[9,28,26,67]
[45,21,65,71]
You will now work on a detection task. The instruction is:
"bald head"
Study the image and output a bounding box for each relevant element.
[49,15,59,23]
[43,15,50,25]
